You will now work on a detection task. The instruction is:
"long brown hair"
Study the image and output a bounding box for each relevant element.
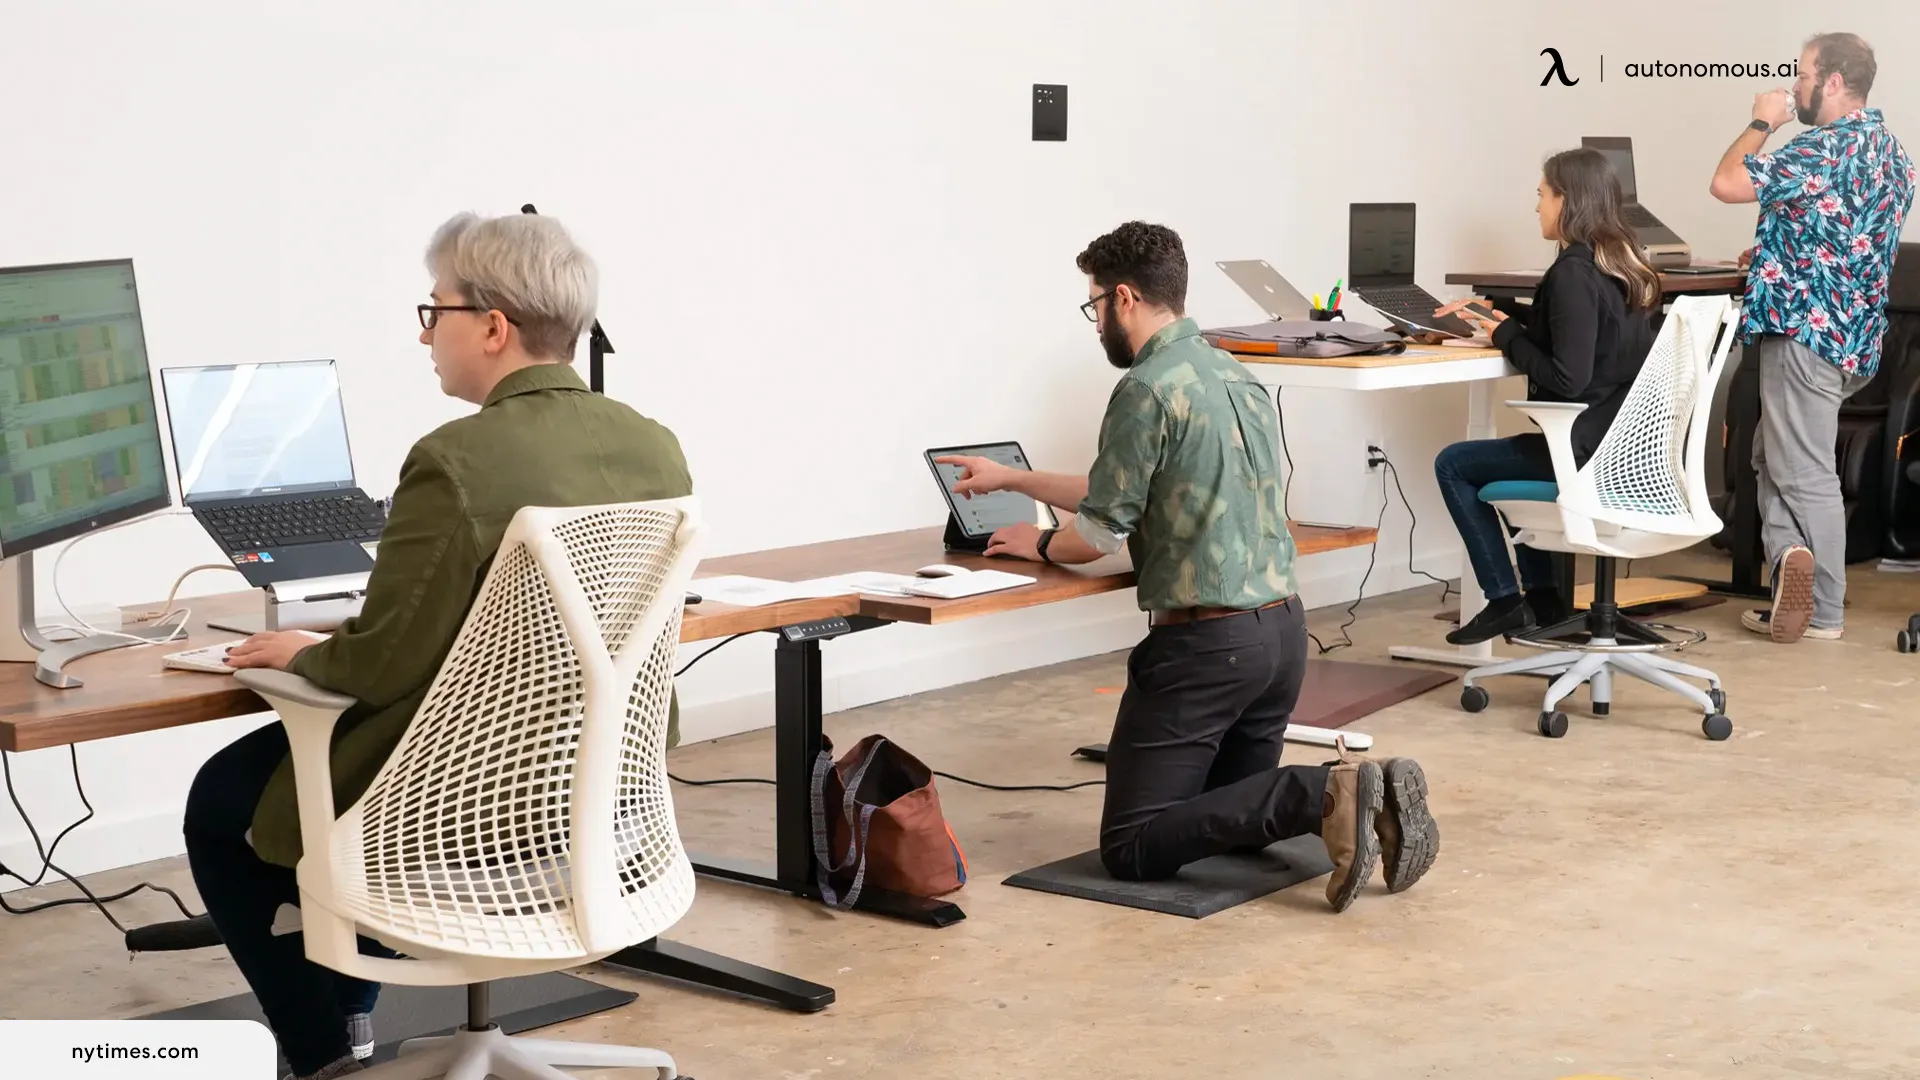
[1543,148,1661,312]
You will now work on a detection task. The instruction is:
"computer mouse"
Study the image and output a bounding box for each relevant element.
[914,564,962,578]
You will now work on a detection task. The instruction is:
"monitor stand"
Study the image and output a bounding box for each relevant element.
[0,553,182,690]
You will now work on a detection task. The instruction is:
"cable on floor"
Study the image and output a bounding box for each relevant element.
[0,748,201,930]
[670,770,1103,793]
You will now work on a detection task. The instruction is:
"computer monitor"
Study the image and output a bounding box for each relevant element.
[0,259,175,684]
[1347,202,1417,288]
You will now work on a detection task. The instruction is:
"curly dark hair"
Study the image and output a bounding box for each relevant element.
[1075,221,1187,314]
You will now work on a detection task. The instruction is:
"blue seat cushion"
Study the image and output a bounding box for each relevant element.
[1478,480,1559,503]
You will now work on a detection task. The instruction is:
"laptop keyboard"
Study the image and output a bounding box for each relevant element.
[1623,204,1661,229]
[199,494,386,551]
[1360,284,1443,313]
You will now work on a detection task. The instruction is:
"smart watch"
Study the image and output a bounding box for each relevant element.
[1749,118,1775,134]
[1037,527,1057,564]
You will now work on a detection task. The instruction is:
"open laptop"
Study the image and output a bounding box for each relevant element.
[1347,203,1480,338]
[1216,260,1316,321]
[1580,136,1711,270]
[159,358,386,589]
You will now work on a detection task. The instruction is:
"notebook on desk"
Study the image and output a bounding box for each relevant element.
[802,568,1037,600]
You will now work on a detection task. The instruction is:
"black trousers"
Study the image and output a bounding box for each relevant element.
[1100,596,1329,881]
[184,722,392,1078]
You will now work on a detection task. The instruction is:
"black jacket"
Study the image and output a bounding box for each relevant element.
[1491,243,1654,466]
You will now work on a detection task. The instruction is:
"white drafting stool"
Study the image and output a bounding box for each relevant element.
[1240,346,1522,670]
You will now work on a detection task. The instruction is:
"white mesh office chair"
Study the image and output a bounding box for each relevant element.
[1457,295,1740,740]
[235,497,704,1080]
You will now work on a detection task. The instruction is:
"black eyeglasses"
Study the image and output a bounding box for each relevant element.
[418,304,521,330]
[1080,289,1116,323]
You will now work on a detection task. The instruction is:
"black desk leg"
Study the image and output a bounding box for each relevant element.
[602,938,834,1013]
[685,633,966,929]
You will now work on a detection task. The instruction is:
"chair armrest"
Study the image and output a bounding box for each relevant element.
[232,669,358,886]
[234,669,357,713]
[1505,401,1589,487]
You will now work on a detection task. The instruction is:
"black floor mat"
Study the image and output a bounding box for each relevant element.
[138,972,634,1067]
[1002,834,1333,918]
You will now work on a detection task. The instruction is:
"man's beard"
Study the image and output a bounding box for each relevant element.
[1797,83,1823,126]
[1100,317,1135,369]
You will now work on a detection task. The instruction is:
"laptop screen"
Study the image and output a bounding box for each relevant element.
[1582,137,1638,202]
[1348,203,1417,289]
[160,359,357,503]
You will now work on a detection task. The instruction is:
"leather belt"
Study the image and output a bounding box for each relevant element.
[1150,596,1291,627]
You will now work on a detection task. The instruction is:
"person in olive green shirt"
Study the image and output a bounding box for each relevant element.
[938,222,1438,913]
[188,212,692,1080]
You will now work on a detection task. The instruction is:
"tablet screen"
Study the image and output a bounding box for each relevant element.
[925,442,1060,539]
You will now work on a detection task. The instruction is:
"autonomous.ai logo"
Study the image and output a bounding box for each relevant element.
[1540,47,1579,86]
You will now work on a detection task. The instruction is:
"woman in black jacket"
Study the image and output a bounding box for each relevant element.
[1432,147,1661,645]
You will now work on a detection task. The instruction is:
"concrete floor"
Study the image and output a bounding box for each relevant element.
[5,551,1920,1079]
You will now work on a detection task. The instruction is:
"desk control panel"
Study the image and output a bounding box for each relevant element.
[780,617,853,643]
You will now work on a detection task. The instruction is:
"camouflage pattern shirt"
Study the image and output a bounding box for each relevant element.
[1073,318,1299,611]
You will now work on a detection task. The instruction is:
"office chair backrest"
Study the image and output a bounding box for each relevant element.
[335,498,705,958]
[1581,295,1737,534]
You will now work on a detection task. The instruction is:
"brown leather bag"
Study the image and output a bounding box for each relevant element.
[810,734,968,909]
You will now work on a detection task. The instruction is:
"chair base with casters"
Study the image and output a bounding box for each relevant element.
[1458,555,1732,740]
[1900,614,1920,654]
[362,984,679,1080]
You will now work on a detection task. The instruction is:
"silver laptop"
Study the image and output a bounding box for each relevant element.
[1217,260,1316,321]
[1581,136,1696,269]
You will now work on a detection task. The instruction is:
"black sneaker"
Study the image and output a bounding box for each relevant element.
[1445,595,1534,645]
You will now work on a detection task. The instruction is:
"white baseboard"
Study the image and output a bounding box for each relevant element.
[0,540,1463,890]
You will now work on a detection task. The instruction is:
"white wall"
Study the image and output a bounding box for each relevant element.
[2,0,1913,885]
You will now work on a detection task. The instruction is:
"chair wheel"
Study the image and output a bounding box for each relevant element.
[1461,685,1490,713]
[1709,688,1727,712]
[1537,710,1568,738]
[1899,629,1918,654]
[1703,714,1733,741]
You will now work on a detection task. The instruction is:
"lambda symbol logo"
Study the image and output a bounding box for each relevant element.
[1540,47,1579,87]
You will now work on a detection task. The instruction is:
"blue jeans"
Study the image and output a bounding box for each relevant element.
[184,722,391,1077]
[1434,434,1557,602]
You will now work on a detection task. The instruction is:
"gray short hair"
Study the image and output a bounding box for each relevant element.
[425,212,598,361]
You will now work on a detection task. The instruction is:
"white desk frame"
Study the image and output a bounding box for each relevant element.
[1243,348,1521,669]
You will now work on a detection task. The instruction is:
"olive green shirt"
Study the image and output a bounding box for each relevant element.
[248,363,693,869]
[1074,318,1298,611]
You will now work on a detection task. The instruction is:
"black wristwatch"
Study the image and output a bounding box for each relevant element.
[1036,527,1057,564]
[1749,118,1775,135]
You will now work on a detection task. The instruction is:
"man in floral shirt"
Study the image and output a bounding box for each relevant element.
[1710,32,1914,644]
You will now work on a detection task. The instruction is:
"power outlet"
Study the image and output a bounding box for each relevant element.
[1033,84,1068,141]
[1363,437,1388,473]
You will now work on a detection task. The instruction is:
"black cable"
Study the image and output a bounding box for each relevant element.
[0,748,200,929]
[1310,470,1389,655]
[670,770,1103,793]
[1273,388,1295,521]
[1379,455,1458,601]
[675,632,748,678]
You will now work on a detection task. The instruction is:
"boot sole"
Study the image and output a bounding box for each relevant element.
[1381,759,1438,893]
[1328,762,1383,913]
[1770,547,1814,644]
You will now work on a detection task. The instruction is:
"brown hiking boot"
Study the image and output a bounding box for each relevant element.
[1322,737,1383,912]
[1375,757,1438,893]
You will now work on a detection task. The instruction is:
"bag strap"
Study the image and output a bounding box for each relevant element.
[809,738,887,909]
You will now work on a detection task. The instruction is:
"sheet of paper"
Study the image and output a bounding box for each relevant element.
[793,571,926,597]
[690,575,857,607]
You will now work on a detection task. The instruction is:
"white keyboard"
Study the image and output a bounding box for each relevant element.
[163,642,245,674]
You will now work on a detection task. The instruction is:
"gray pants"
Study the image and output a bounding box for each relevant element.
[1750,334,1871,628]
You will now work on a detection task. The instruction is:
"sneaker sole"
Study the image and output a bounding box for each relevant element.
[1771,548,1815,643]
[1381,759,1438,893]
[1329,762,1384,913]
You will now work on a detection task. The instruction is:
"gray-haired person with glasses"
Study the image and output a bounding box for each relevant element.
[184,211,694,1080]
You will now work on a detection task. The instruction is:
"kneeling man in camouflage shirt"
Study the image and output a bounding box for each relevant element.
[937,222,1438,912]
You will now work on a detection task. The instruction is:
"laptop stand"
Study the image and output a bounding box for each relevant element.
[209,572,370,636]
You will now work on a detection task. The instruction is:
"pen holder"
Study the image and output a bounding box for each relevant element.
[1309,308,1344,321]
